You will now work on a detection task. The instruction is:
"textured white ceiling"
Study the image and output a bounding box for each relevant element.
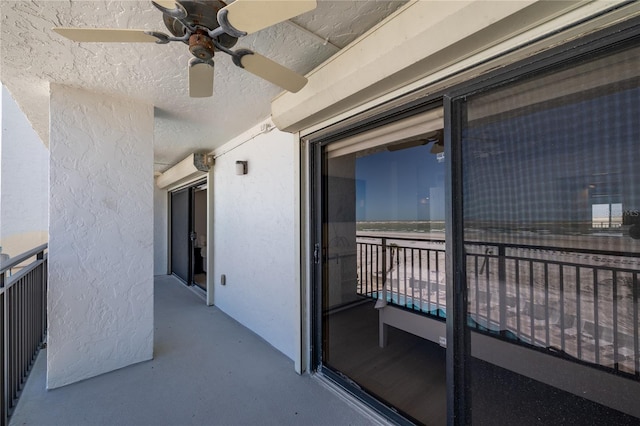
[0,0,407,172]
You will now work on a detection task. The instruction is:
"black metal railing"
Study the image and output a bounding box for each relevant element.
[356,235,639,379]
[0,244,48,426]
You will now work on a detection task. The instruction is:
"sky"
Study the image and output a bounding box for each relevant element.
[355,144,445,221]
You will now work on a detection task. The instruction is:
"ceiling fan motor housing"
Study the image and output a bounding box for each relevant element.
[164,0,237,50]
[189,32,215,60]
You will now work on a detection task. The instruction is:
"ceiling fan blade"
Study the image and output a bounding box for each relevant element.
[219,0,317,35]
[236,50,307,93]
[52,28,159,43]
[189,59,214,98]
[152,0,177,9]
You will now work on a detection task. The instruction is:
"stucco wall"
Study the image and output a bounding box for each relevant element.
[0,85,49,258]
[47,84,154,389]
[212,125,299,360]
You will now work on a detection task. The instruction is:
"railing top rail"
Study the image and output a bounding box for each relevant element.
[0,243,48,273]
[356,233,639,258]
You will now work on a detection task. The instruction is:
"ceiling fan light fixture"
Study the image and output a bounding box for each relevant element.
[189,58,214,98]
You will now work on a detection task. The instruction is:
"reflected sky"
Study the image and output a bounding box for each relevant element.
[355,145,445,221]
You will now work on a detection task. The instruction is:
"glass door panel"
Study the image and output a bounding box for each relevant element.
[171,187,191,284]
[462,45,640,423]
[321,108,447,424]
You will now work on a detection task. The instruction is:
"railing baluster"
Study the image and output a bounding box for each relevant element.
[613,270,619,372]
[1,290,5,426]
[560,266,565,352]
[474,256,479,329]
[544,262,549,347]
[515,259,520,339]
[363,243,367,296]
[381,239,387,304]
[418,250,423,312]
[529,262,535,345]
[357,242,362,295]
[427,250,432,312]
[435,250,440,316]
[593,269,599,365]
[633,272,639,378]
[368,244,372,295]
[0,245,48,425]
[410,248,415,309]
[498,245,507,331]
[577,266,582,360]
[486,252,491,327]
[403,248,407,307]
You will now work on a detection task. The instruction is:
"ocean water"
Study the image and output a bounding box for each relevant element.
[356,221,445,233]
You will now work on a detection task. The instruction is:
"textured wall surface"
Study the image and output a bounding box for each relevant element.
[0,1,403,174]
[213,124,298,360]
[0,85,49,257]
[48,84,154,389]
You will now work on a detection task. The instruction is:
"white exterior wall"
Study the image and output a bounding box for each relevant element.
[212,124,299,360]
[153,185,168,275]
[0,85,49,257]
[47,85,154,389]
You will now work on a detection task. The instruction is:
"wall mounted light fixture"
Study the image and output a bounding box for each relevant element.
[235,160,248,175]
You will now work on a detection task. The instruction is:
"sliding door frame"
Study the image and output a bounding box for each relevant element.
[308,16,640,426]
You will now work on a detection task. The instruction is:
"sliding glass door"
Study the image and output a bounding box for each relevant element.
[312,23,640,425]
[171,187,191,284]
[461,43,640,424]
[170,181,207,289]
[318,107,448,424]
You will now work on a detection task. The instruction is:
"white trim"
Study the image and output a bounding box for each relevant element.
[293,132,304,374]
[294,1,639,139]
[300,139,313,374]
[206,167,214,306]
[156,153,209,190]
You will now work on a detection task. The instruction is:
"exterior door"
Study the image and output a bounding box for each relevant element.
[171,187,192,284]
[313,106,448,425]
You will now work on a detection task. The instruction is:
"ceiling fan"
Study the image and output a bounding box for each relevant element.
[52,0,316,98]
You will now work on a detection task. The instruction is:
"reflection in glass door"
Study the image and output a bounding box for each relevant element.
[319,108,448,424]
[461,44,640,423]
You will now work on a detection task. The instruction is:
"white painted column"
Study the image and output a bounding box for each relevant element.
[47,84,154,389]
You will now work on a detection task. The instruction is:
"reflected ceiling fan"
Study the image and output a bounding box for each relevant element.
[386,130,444,153]
[52,0,316,97]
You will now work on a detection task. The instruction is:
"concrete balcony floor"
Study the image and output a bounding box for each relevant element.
[12,275,377,426]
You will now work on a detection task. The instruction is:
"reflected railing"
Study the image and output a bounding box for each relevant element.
[356,236,639,380]
[0,244,48,426]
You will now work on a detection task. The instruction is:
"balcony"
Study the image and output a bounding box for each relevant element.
[11,275,376,426]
